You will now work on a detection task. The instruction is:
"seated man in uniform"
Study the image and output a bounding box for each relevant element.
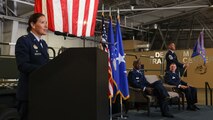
[164,63,199,111]
[128,59,174,118]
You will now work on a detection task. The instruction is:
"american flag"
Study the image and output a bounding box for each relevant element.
[101,14,114,98]
[34,0,99,37]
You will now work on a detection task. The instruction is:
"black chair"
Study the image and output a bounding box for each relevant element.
[127,85,157,116]
[126,71,181,116]
[159,75,185,110]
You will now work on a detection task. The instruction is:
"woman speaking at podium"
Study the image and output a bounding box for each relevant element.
[15,13,49,120]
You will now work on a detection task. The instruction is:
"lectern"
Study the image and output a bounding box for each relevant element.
[29,48,108,120]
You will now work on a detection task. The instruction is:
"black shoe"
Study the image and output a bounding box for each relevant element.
[162,113,174,118]
[163,96,171,101]
[187,105,196,111]
[193,105,200,110]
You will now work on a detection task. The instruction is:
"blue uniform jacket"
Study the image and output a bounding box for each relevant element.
[128,69,149,90]
[15,32,49,101]
[165,50,184,71]
[164,71,187,88]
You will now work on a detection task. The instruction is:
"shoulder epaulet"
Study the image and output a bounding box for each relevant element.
[19,35,27,39]
[128,70,133,74]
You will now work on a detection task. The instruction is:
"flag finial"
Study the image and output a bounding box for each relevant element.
[102,4,105,16]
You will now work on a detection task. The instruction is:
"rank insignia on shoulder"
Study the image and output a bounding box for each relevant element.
[33,44,38,49]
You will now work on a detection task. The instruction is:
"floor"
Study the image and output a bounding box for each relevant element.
[112,88,213,120]
[113,105,213,120]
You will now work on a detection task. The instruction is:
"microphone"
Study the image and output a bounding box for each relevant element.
[54,31,76,37]
[54,31,68,36]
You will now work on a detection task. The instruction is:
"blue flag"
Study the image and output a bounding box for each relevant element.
[115,18,129,100]
[191,31,206,64]
[107,17,119,98]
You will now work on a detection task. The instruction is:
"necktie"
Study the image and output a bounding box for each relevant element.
[39,40,43,48]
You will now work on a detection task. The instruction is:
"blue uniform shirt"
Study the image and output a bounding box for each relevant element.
[15,32,49,101]
[165,50,184,71]
[164,71,187,88]
[128,69,149,90]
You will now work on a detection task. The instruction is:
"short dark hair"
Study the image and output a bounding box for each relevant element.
[167,41,175,46]
[170,63,176,66]
[133,59,140,66]
[27,13,45,33]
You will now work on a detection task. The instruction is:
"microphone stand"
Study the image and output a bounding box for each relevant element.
[54,31,109,46]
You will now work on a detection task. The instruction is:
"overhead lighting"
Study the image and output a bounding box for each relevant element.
[154,24,158,29]
[209,0,213,7]
[131,6,134,10]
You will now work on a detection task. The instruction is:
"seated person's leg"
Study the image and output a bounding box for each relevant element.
[189,86,199,110]
[181,88,196,111]
[151,81,169,99]
[190,86,198,104]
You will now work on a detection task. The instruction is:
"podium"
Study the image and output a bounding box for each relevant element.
[29,48,108,120]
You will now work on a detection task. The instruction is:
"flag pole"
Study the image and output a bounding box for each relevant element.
[117,8,127,120]
[110,97,112,120]
[109,7,112,17]
[120,95,124,119]
[117,8,123,119]
[99,4,105,50]
[108,7,113,120]
[201,29,206,66]
[109,7,113,120]
[103,4,112,120]
[181,48,190,80]
[119,95,128,119]
[117,8,120,22]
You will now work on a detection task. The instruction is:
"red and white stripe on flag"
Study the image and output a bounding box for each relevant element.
[34,0,99,37]
[103,44,114,98]
[101,15,114,98]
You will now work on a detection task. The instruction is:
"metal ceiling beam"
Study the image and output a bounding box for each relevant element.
[160,29,213,31]
[0,14,147,33]
[187,18,194,48]
[175,21,183,45]
[20,11,34,17]
[0,0,4,14]
[96,18,147,32]
[98,5,209,13]
[125,0,206,18]
[141,8,202,26]
[196,16,213,42]
[0,14,27,23]
[150,30,157,50]
[10,0,34,6]
[158,27,166,50]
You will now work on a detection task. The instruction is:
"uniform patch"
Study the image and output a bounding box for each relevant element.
[33,44,38,49]
[168,55,173,60]
[35,53,41,55]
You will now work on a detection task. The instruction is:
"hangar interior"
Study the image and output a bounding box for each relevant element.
[0,0,213,120]
[1,0,213,52]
